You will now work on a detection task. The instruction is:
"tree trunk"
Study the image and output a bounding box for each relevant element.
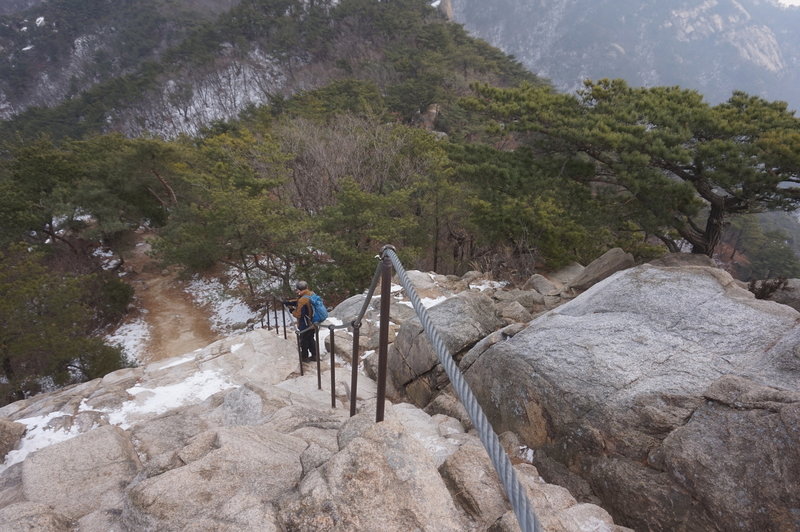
[151,169,177,206]
[432,195,440,273]
[692,203,725,257]
[240,251,256,302]
[656,234,681,253]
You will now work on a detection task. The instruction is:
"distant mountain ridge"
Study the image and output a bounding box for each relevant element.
[448,0,800,110]
[0,0,535,140]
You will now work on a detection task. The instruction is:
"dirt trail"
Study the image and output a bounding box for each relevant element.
[124,233,221,363]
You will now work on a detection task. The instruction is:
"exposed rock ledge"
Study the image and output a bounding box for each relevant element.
[366,257,799,531]
[0,327,628,530]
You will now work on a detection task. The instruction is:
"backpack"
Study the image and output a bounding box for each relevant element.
[308,293,328,323]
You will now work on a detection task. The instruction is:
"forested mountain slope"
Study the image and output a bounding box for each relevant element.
[0,0,228,122]
[0,0,534,139]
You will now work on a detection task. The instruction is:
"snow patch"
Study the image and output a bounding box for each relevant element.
[519,445,535,463]
[157,353,196,370]
[0,412,88,472]
[399,296,447,309]
[85,369,238,430]
[471,280,508,292]
[0,368,238,469]
[186,276,259,333]
[141,48,287,138]
[105,317,150,364]
[92,247,122,271]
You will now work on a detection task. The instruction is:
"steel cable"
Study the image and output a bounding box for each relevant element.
[385,248,541,532]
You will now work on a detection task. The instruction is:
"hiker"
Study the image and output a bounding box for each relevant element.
[292,281,318,362]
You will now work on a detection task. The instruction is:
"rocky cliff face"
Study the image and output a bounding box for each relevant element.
[3,0,531,140]
[0,0,336,136]
[448,0,800,109]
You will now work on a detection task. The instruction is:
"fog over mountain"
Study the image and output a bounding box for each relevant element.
[447,0,800,110]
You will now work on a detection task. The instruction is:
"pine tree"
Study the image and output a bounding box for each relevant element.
[471,79,800,256]
[0,246,126,405]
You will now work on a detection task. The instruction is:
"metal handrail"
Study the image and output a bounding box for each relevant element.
[291,258,385,411]
[287,246,539,531]
[257,297,290,339]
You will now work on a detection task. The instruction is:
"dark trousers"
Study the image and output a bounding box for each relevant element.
[300,329,317,360]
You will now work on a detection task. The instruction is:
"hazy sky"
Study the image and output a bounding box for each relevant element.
[778,0,800,5]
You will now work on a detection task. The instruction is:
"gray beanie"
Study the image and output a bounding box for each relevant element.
[295,280,308,291]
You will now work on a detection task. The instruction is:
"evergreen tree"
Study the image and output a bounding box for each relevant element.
[309,178,424,299]
[0,246,127,405]
[152,128,300,298]
[471,79,800,257]
[445,142,608,273]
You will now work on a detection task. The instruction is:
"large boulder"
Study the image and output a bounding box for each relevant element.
[549,262,585,286]
[330,293,372,325]
[328,290,417,360]
[465,263,800,531]
[440,444,509,527]
[387,291,505,407]
[567,247,634,291]
[401,270,451,300]
[0,419,25,461]
[22,425,141,520]
[277,415,468,531]
[0,501,74,531]
[495,299,534,325]
[522,274,562,296]
[123,425,306,530]
[128,406,214,475]
[767,278,800,312]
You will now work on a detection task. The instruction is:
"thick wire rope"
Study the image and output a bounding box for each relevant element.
[385,248,542,532]
[353,259,384,328]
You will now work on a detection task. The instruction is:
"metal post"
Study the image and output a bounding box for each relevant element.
[281,304,287,339]
[295,331,303,377]
[376,248,393,422]
[315,325,322,390]
[329,324,336,409]
[273,303,279,336]
[266,300,272,331]
[350,323,361,417]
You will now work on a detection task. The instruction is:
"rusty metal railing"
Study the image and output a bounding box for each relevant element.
[255,297,287,338]
[288,246,539,531]
[291,258,383,413]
